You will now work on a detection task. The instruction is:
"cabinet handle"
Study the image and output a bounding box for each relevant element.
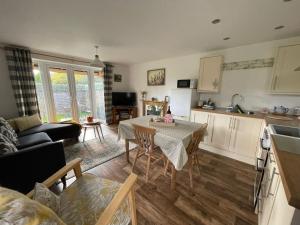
[228,118,232,129]
[267,167,279,197]
[269,152,276,163]
[273,76,278,89]
[233,118,237,129]
[207,114,210,124]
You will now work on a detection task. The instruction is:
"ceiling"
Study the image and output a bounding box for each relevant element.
[0,0,300,65]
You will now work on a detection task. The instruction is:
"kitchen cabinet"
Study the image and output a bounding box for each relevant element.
[191,110,263,165]
[197,55,223,93]
[271,44,300,94]
[210,113,232,150]
[229,116,263,159]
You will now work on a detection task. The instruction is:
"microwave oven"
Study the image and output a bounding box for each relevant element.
[177,79,197,89]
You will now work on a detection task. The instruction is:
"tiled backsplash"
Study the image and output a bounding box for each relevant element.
[223,58,274,71]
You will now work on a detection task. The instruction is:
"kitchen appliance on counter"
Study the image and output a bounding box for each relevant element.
[177,79,197,89]
[273,106,289,115]
[293,107,300,116]
[170,88,199,121]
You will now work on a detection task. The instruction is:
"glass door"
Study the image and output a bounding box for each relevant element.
[74,70,92,122]
[49,67,73,121]
[93,71,105,120]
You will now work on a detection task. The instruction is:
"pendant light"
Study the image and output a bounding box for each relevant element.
[90,45,105,68]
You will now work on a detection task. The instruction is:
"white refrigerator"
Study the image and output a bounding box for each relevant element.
[170,89,199,121]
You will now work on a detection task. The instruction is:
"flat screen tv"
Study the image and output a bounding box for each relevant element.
[112,92,137,107]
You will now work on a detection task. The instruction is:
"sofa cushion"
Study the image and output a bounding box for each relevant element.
[14,114,42,132]
[33,182,60,215]
[0,117,18,145]
[17,132,52,149]
[60,173,130,225]
[0,139,18,156]
[0,187,66,225]
[19,123,81,141]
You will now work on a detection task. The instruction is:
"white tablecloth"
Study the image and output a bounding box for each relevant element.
[118,116,205,170]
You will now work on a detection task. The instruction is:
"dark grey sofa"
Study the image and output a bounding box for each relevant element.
[0,122,81,194]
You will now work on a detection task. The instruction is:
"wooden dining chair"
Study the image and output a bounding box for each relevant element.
[132,124,164,183]
[164,123,208,189]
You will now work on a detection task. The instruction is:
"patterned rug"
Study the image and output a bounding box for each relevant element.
[64,134,136,179]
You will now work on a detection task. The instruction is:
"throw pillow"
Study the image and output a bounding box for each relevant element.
[0,140,18,156]
[7,118,18,131]
[33,182,61,216]
[15,114,42,132]
[0,187,66,225]
[0,117,18,145]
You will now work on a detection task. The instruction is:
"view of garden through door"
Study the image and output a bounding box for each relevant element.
[33,60,105,123]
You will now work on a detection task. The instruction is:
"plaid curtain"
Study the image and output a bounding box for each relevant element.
[103,63,113,124]
[5,46,39,116]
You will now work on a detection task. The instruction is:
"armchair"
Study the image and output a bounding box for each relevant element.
[27,158,138,225]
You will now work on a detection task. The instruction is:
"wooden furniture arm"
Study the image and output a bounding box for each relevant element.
[27,158,82,198]
[96,173,138,225]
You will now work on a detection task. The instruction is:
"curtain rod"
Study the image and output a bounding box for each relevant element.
[0,45,114,66]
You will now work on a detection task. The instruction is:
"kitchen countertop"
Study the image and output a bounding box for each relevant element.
[272,135,300,209]
[192,107,300,209]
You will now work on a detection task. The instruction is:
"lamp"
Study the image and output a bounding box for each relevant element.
[90,46,105,68]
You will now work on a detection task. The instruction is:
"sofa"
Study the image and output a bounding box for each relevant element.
[0,116,81,194]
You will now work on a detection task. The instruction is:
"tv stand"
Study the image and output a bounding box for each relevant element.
[112,106,138,124]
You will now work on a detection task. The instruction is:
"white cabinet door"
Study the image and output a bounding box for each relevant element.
[229,117,263,159]
[192,111,212,144]
[197,55,223,93]
[271,44,300,94]
[267,179,295,225]
[210,113,232,150]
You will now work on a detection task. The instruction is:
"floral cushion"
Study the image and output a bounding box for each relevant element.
[33,182,61,215]
[0,117,18,145]
[0,187,66,225]
[60,173,131,225]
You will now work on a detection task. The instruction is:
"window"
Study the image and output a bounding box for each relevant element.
[74,70,92,122]
[94,71,105,120]
[32,60,105,123]
[33,64,48,122]
[49,68,73,122]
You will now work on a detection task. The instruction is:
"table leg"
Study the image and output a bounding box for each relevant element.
[95,126,102,142]
[83,127,87,142]
[171,164,177,191]
[99,123,104,139]
[93,127,97,137]
[125,139,130,163]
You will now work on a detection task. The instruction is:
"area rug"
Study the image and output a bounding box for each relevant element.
[64,134,136,179]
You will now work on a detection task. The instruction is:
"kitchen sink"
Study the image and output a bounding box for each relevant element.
[270,124,300,138]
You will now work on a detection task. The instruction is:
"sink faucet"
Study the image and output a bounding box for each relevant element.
[231,93,244,107]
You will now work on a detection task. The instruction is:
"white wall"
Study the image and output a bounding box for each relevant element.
[128,36,300,115]
[0,48,18,118]
[112,64,130,92]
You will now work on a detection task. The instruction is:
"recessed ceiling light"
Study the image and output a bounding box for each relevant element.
[274,25,285,30]
[211,19,221,24]
[283,0,292,2]
[223,37,230,40]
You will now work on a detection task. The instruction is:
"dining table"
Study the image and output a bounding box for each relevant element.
[118,115,206,189]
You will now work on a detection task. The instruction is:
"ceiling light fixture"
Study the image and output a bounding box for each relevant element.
[274,25,285,30]
[90,45,105,68]
[283,0,292,2]
[223,37,231,40]
[211,19,221,24]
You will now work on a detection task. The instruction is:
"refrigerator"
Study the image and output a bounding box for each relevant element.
[170,89,199,121]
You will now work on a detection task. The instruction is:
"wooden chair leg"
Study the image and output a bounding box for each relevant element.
[164,159,170,176]
[189,159,193,189]
[195,154,201,174]
[171,164,177,191]
[128,189,137,225]
[82,127,87,142]
[131,148,141,173]
[146,154,151,183]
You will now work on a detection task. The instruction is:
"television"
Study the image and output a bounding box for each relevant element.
[112,92,137,107]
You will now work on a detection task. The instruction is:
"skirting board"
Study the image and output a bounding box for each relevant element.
[199,143,256,166]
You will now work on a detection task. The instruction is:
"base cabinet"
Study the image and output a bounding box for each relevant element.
[191,110,263,165]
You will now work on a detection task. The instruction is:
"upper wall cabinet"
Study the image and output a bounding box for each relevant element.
[271,44,300,94]
[197,55,223,93]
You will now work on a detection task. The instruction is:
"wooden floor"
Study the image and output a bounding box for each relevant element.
[75,125,258,225]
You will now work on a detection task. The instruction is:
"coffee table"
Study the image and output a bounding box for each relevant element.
[82,120,104,142]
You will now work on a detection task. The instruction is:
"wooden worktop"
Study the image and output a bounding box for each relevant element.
[192,107,300,209]
[272,135,300,209]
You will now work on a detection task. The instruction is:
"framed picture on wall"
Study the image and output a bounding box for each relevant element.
[114,74,122,82]
[147,68,165,86]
